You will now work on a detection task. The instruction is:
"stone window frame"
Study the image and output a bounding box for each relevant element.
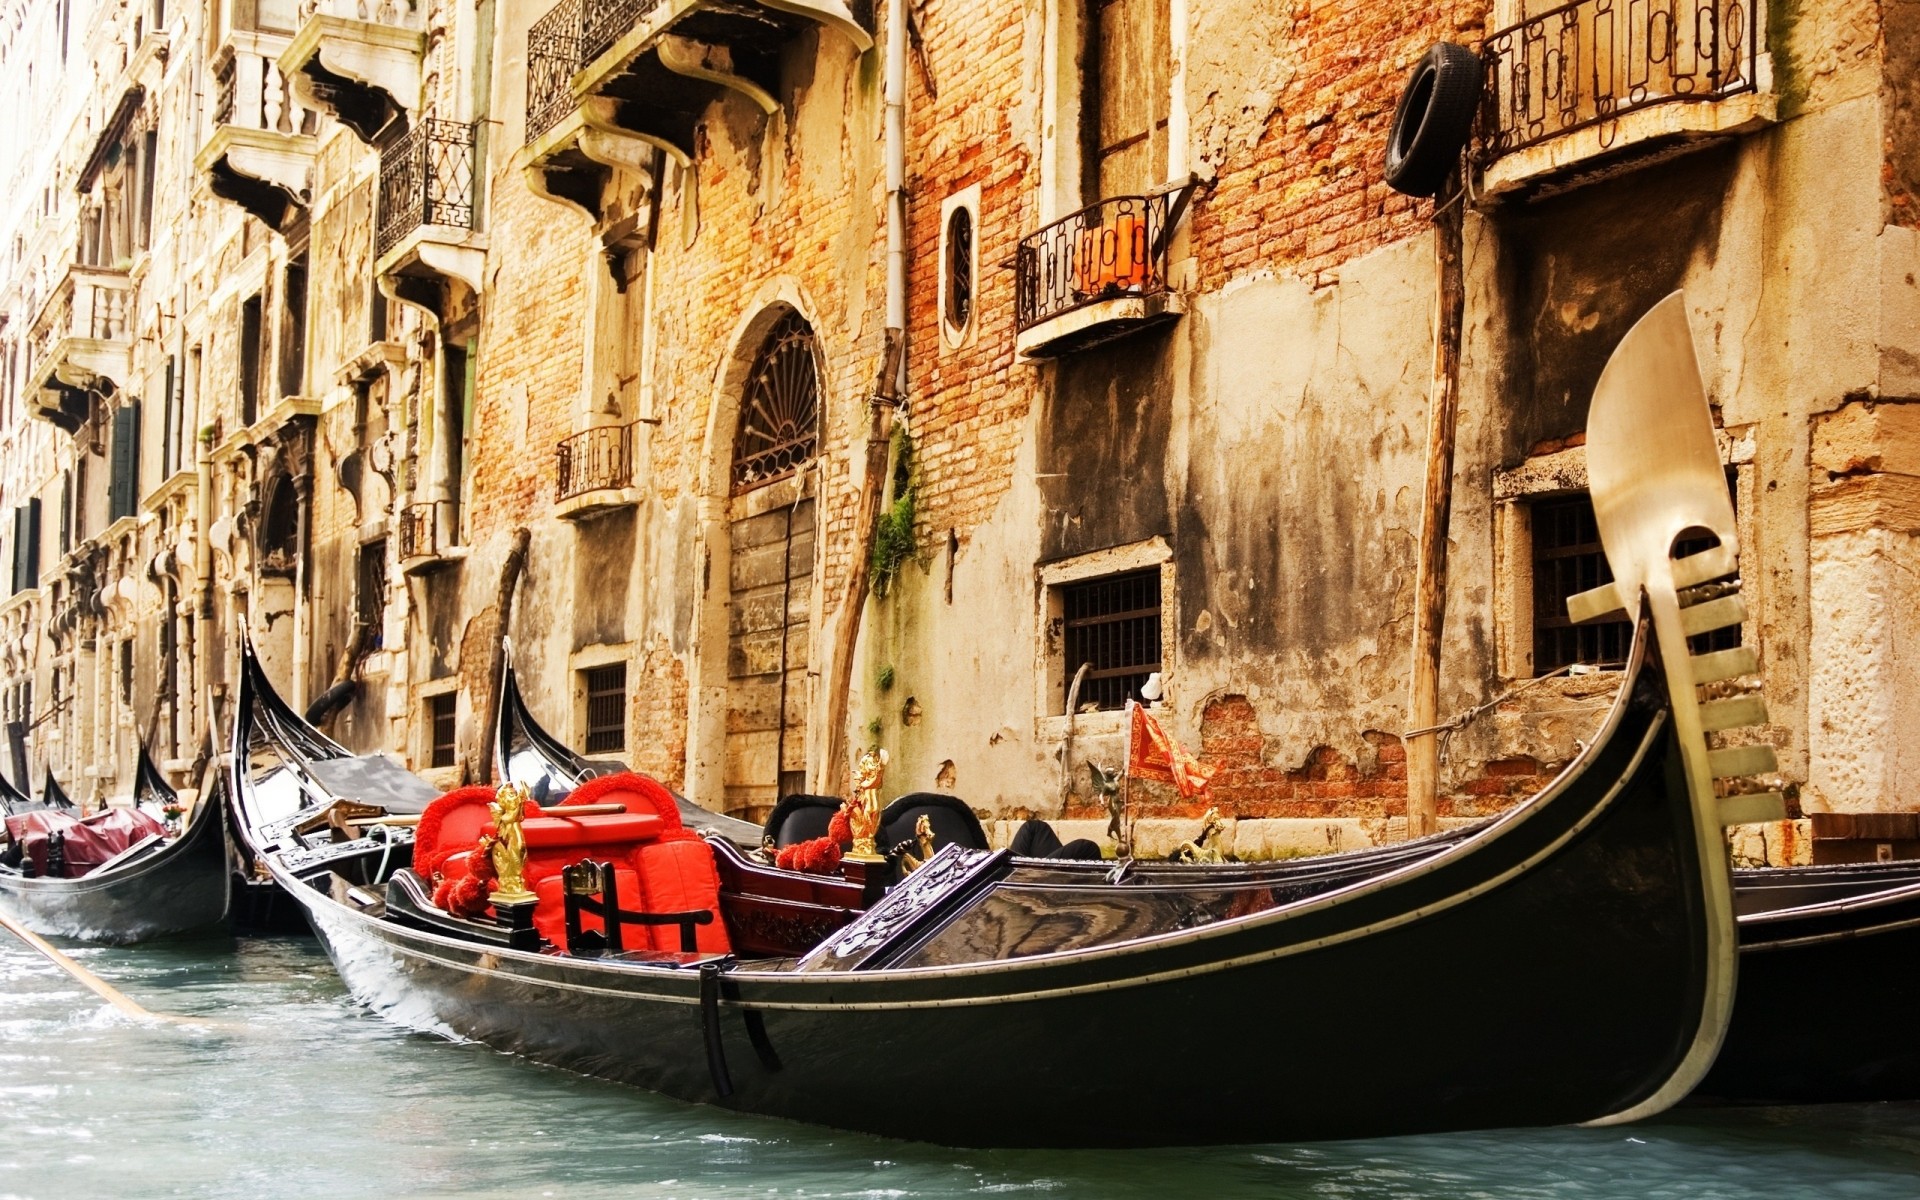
[937,184,981,352]
[1035,536,1174,741]
[570,641,632,757]
[415,675,459,779]
[1491,427,1753,683]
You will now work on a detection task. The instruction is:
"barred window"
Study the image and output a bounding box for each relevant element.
[944,206,973,333]
[428,692,456,768]
[1531,492,1740,675]
[582,663,627,754]
[1061,568,1162,711]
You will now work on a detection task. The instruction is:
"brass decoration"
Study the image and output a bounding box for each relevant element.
[488,782,537,904]
[846,746,889,862]
[898,814,937,874]
[562,859,606,897]
[1168,808,1226,864]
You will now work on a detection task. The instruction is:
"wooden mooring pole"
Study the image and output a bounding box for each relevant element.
[1406,172,1467,841]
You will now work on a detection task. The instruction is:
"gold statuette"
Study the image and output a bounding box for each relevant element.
[488,782,537,904]
[846,746,889,862]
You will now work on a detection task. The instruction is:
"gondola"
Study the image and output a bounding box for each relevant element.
[495,647,764,845]
[0,765,42,815]
[0,744,230,943]
[40,771,76,811]
[227,648,438,933]
[234,294,1769,1147]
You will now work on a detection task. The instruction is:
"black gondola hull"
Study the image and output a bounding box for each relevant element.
[1698,878,1920,1104]
[0,791,231,943]
[284,683,1723,1148]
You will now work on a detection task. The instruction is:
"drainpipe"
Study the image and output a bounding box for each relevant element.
[885,0,907,372]
[194,427,212,742]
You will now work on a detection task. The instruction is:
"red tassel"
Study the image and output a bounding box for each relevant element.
[774,835,844,875]
[828,808,852,847]
[444,873,491,918]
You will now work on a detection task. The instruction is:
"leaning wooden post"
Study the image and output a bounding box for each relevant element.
[1405,170,1466,840]
[816,331,903,795]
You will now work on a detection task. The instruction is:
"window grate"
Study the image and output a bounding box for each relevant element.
[945,206,973,332]
[428,692,456,768]
[582,663,627,754]
[732,311,818,493]
[1061,568,1162,712]
[1531,492,1741,675]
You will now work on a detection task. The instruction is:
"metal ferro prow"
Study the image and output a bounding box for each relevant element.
[1569,291,1782,1126]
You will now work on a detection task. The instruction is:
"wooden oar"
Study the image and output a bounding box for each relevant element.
[344,802,630,828]
[0,910,208,1027]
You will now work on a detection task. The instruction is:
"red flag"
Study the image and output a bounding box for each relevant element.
[1126,701,1216,802]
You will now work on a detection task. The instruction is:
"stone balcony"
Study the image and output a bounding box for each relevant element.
[26,264,133,434]
[280,0,426,145]
[374,118,485,322]
[518,0,870,219]
[555,421,641,519]
[1477,0,1774,197]
[195,32,321,230]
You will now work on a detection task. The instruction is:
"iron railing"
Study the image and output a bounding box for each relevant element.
[556,422,637,501]
[1481,0,1759,160]
[1014,193,1169,333]
[398,500,452,560]
[582,0,669,65]
[376,118,479,257]
[526,0,584,143]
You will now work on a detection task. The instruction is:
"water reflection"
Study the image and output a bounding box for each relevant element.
[1,935,1916,1199]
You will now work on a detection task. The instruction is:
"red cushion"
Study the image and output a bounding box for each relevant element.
[414,786,499,880]
[506,812,663,848]
[531,868,642,947]
[563,772,682,830]
[631,837,730,954]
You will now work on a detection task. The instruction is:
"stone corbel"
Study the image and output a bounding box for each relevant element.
[656,36,778,116]
[281,16,424,144]
[754,0,874,51]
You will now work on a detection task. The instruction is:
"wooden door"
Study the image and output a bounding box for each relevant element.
[724,497,813,822]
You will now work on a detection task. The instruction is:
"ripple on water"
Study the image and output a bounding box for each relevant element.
[1,935,1919,1199]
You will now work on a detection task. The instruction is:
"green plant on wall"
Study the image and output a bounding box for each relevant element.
[870,425,917,599]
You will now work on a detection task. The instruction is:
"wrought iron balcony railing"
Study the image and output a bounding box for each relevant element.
[398,499,455,560]
[376,118,479,258]
[556,422,637,502]
[1014,193,1170,333]
[582,0,670,66]
[526,0,584,143]
[1481,0,1759,160]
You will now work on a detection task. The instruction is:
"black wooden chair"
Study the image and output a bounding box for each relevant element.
[879,792,990,855]
[559,859,714,956]
[1008,817,1103,860]
[761,794,843,849]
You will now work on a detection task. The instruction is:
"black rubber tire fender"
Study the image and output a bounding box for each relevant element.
[1383,42,1484,198]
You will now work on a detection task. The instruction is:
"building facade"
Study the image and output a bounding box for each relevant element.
[2,0,1915,863]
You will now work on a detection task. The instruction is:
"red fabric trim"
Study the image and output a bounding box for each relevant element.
[632,839,730,954]
[561,772,683,830]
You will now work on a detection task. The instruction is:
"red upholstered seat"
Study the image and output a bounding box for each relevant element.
[631,836,731,954]
[414,786,502,881]
[561,772,682,830]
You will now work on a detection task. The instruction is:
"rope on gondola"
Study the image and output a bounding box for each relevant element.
[0,911,208,1027]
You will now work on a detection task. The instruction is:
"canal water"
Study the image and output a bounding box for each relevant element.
[4,935,1919,1200]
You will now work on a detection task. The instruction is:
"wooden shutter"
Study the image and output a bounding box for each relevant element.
[110,401,140,521]
[1092,0,1171,200]
[11,507,28,593]
[58,472,71,554]
[161,356,175,479]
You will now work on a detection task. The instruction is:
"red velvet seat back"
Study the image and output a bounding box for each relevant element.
[413,786,502,881]
[561,772,682,830]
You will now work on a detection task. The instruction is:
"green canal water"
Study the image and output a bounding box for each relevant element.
[3,935,1919,1200]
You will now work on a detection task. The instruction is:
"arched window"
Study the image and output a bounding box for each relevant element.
[731,310,819,493]
[259,475,300,575]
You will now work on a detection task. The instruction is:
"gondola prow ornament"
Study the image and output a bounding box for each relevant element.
[486,782,537,905]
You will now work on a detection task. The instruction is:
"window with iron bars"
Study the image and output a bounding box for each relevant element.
[582,663,627,754]
[428,692,457,768]
[1531,491,1741,675]
[1060,568,1162,712]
